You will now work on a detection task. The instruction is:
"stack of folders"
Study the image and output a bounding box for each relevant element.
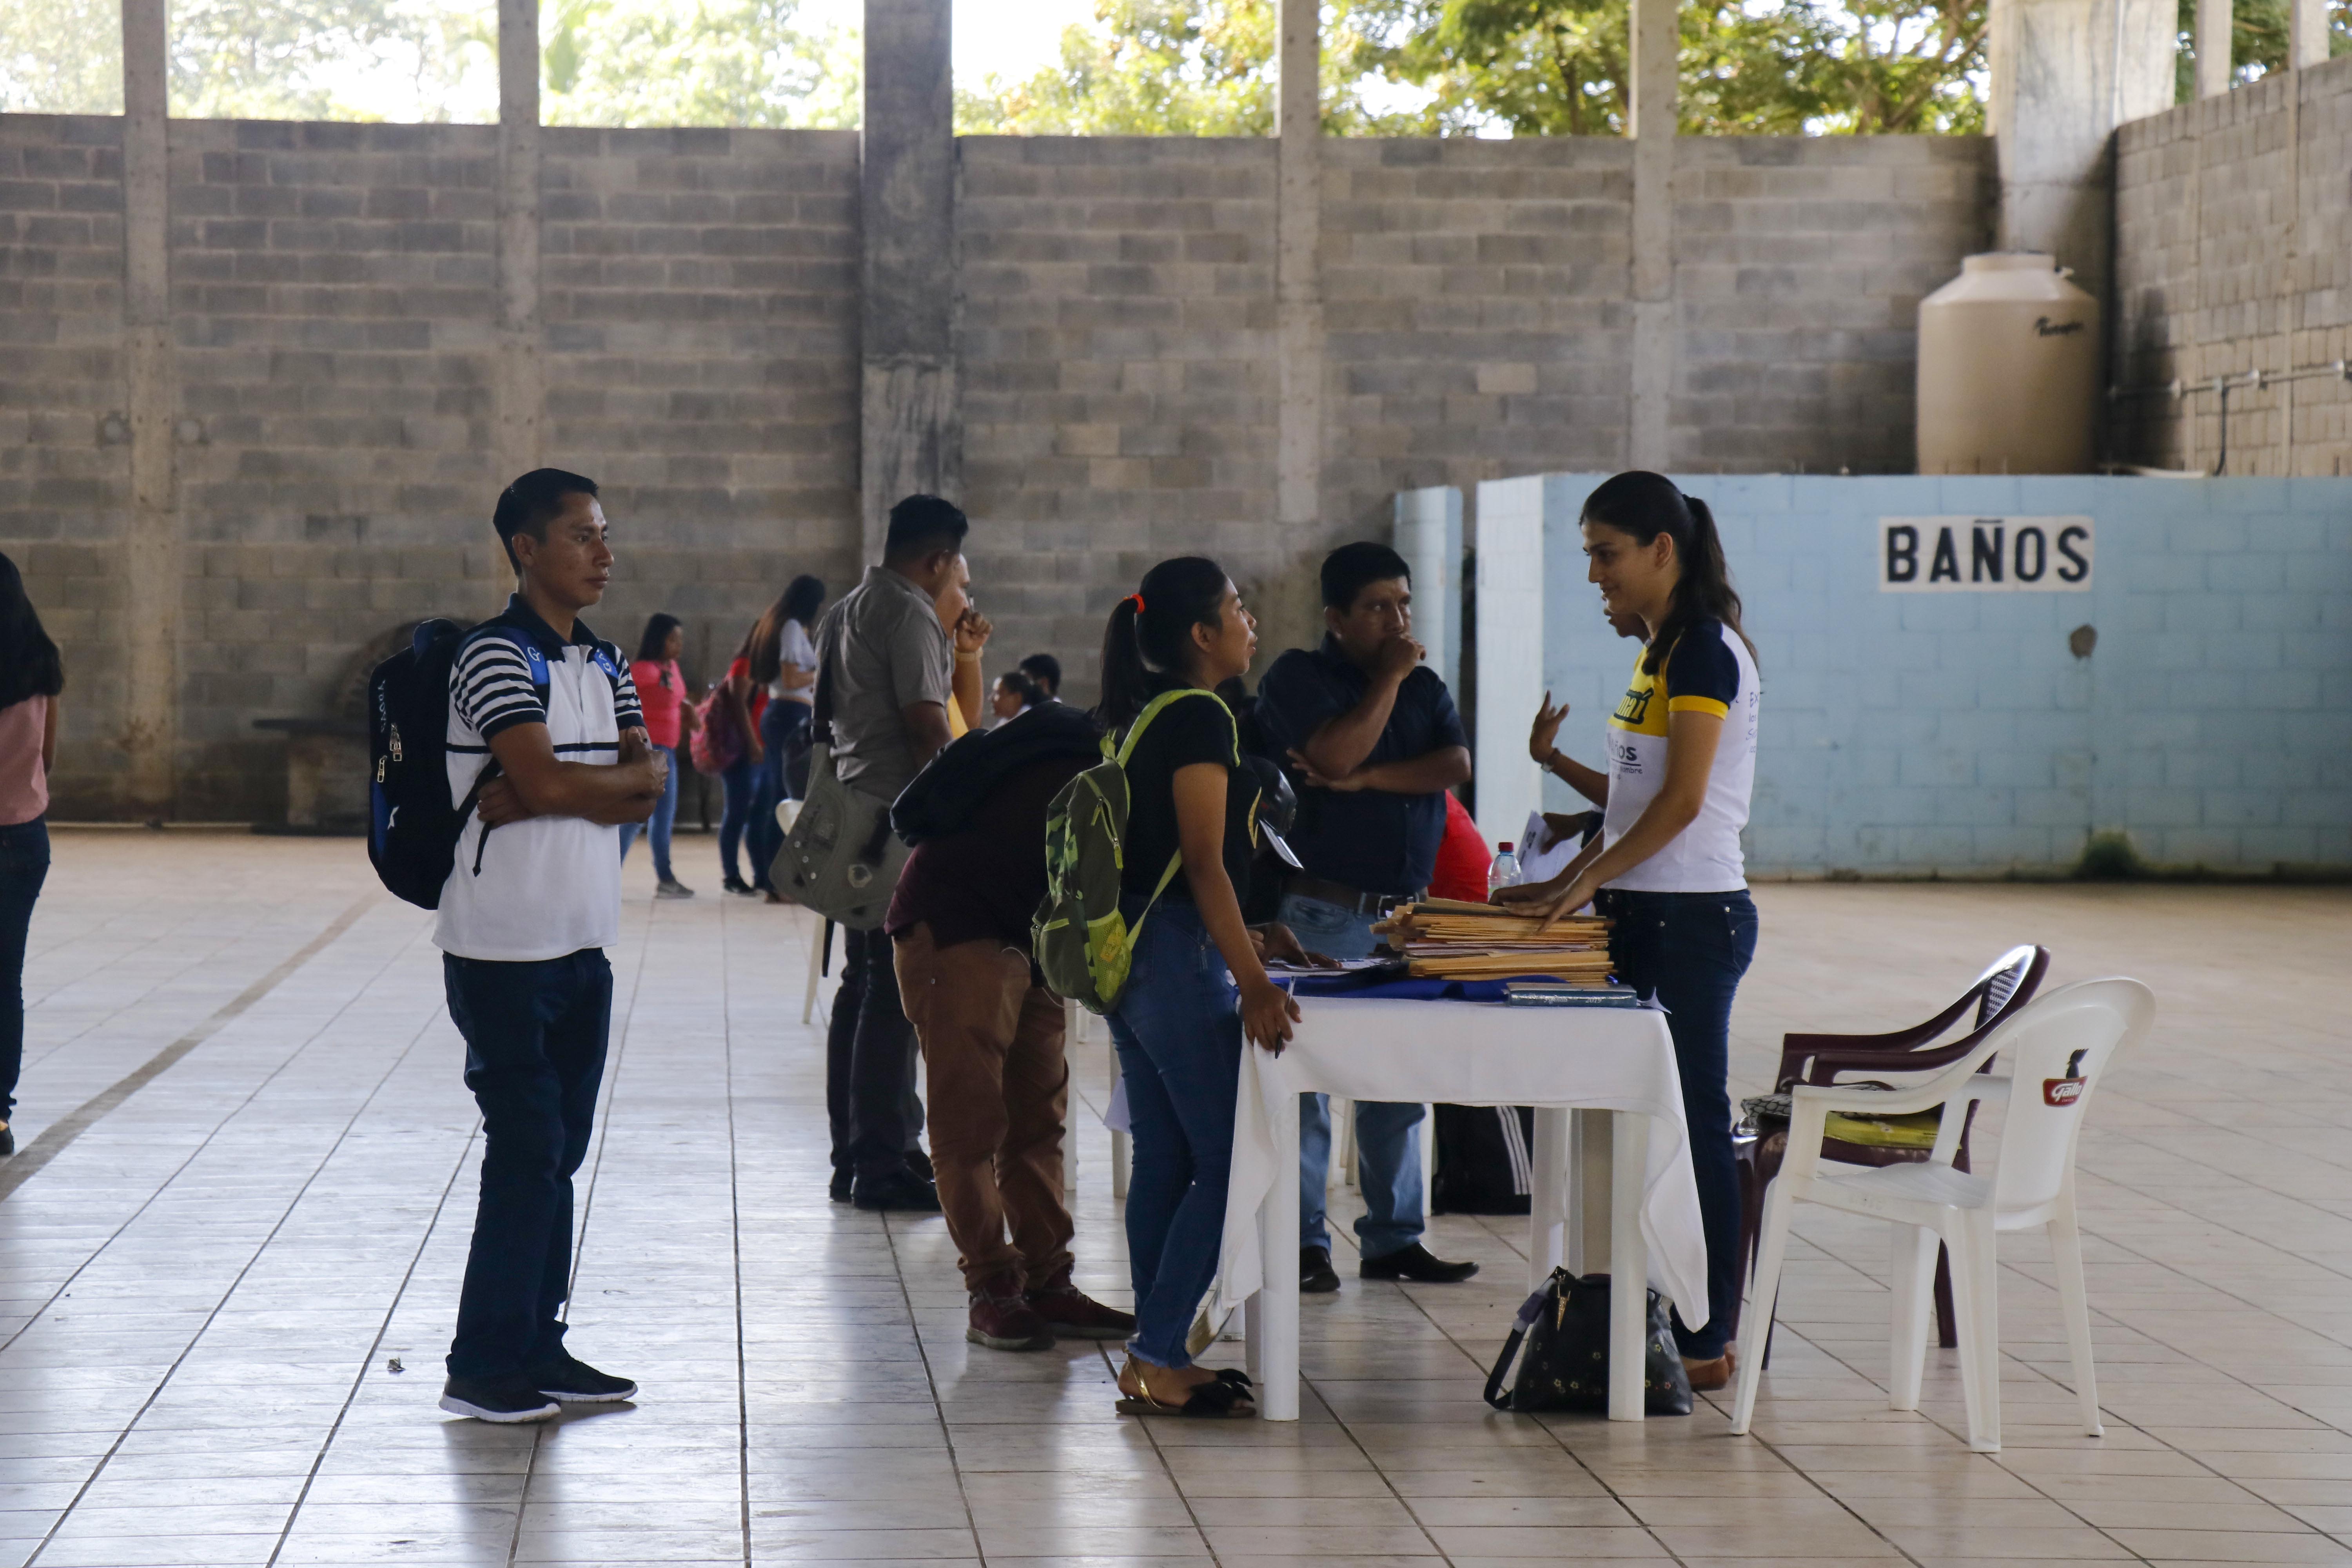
[1503,981,1644,1009]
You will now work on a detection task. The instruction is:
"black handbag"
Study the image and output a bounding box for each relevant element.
[1482,1268,1694,1416]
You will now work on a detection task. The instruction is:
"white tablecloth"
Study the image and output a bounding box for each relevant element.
[1216,995,1709,1323]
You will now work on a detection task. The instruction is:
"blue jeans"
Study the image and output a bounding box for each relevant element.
[443,948,612,1379]
[617,743,679,882]
[1602,887,1759,1359]
[1280,892,1426,1259]
[0,818,48,1121]
[718,753,763,888]
[748,701,808,887]
[1107,897,1241,1369]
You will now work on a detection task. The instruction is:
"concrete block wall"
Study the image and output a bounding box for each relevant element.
[2113,56,2352,474]
[1477,472,2352,875]
[7,113,1994,816]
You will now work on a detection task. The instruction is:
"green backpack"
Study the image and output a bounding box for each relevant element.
[1033,688,1236,1015]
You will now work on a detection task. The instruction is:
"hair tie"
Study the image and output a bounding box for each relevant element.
[1126,592,1146,613]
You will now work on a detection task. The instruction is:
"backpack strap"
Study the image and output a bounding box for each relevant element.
[1483,1283,1553,1412]
[1114,686,1240,936]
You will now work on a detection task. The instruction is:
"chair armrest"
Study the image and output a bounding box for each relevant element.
[1777,991,1981,1087]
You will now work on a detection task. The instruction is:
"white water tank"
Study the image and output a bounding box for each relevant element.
[1916,253,2100,475]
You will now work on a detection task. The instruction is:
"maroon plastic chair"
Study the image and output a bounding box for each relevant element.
[1730,944,2052,1353]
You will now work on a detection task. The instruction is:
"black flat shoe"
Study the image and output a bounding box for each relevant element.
[1359,1242,1479,1284]
[1300,1246,1341,1294]
[0,1125,14,1157]
[852,1170,941,1212]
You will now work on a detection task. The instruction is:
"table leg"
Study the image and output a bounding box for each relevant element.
[1608,1109,1650,1421]
[1259,1091,1302,1421]
[1528,1107,1568,1292]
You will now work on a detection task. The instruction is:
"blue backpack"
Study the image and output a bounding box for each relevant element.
[365,619,622,909]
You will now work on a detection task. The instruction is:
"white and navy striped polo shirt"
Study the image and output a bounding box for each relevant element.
[434,596,644,963]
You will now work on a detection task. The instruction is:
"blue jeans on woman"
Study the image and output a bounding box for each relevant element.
[617,743,679,883]
[747,701,809,890]
[1106,897,1241,1369]
[718,752,763,890]
[1601,886,1759,1360]
[0,817,47,1122]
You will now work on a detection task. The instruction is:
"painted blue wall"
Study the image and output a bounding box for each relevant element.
[1513,474,2352,875]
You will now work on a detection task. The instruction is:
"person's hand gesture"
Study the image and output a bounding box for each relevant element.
[1252,922,1340,969]
[1240,976,1302,1054]
[1493,871,1597,929]
[1529,691,1568,764]
[1374,633,1425,686]
[954,608,993,657]
[476,775,532,828]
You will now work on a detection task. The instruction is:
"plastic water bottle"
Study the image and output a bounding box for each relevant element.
[1487,842,1523,897]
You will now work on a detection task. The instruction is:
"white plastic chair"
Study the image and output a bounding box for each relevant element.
[1729,976,2155,1454]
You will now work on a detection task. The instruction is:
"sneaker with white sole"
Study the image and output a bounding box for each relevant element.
[527,1353,637,1403]
[439,1374,561,1423]
[655,879,696,899]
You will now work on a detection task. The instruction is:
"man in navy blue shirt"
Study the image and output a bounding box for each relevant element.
[1256,543,1476,1294]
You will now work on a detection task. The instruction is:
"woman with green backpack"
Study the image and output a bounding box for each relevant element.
[1096,557,1299,1419]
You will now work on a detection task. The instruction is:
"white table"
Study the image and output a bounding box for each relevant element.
[1216,995,1709,1422]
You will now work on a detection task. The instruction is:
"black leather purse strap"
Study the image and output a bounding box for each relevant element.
[1483,1283,1554,1411]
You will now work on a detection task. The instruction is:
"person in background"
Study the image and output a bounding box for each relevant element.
[1097,558,1298,1418]
[990,670,1038,726]
[1018,653,1062,704]
[818,495,972,1212]
[1428,793,1490,905]
[931,559,993,735]
[886,702,1134,1353]
[715,627,769,897]
[1495,470,1761,1394]
[1256,542,1477,1295]
[620,613,697,899]
[0,553,63,1160]
[435,469,661,1423]
[747,577,826,900]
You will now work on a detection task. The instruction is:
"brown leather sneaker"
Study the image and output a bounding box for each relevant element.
[1681,1347,1736,1392]
[968,1277,1054,1352]
[1026,1273,1136,1340]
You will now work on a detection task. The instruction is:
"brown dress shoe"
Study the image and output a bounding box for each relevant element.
[1027,1272,1135,1340]
[1681,1347,1736,1392]
[968,1276,1054,1351]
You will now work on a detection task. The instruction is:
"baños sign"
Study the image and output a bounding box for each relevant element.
[1879,516,2092,592]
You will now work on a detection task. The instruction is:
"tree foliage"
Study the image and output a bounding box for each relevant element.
[959,0,1993,137]
[542,0,857,128]
[2173,0,2350,101]
[0,0,122,114]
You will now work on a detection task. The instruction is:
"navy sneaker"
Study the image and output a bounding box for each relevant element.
[439,1374,560,1424]
[526,1353,637,1403]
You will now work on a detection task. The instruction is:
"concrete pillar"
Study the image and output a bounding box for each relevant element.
[1989,0,2174,287]
[860,0,958,563]
[494,0,542,592]
[2195,0,2234,96]
[1627,0,1675,472]
[1275,0,1324,531]
[121,0,178,818]
[2291,0,2328,67]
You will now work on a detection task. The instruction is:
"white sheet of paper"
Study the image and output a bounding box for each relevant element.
[1518,808,1581,884]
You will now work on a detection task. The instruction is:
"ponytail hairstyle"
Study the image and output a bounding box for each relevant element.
[1094,555,1233,731]
[1579,471,1751,676]
[0,552,64,711]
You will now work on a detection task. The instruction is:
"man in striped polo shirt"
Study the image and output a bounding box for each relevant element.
[436,469,667,1423]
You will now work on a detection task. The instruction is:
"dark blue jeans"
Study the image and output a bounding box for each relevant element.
[1602,887,1758,1360]
[617,742,679,882]
[0,818,48,1122]
[443,948,612,1379]
[1106,897,1241,1369]
[748,701,808,887]
[718,753,762,888]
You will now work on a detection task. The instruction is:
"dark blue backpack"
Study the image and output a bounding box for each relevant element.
[367,619,621,909]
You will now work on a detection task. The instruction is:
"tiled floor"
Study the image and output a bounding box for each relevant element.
[4,831,2350,1566]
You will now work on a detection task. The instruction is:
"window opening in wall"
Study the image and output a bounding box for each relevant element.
[1,0,125,114]
[2174,0,2350,100]
[539,0,859,127]
[949,0,1993,136]
[167,0,498,122]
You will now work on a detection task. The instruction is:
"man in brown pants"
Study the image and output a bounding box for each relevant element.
[885,710,1134,1350]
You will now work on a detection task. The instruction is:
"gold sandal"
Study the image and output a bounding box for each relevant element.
[1114,1357,1255,1418]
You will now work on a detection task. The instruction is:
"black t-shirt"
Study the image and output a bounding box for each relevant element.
[1117,689,1257,902]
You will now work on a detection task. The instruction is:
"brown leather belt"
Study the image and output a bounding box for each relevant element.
[1285,875,1425,918]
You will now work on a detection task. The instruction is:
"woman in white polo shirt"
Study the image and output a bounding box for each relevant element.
[1496,470,1759,1392]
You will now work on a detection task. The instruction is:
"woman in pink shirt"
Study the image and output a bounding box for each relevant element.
[0,554,62,1157]
[621,613,698,899]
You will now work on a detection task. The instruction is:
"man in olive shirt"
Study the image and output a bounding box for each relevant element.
[819,495,967,1212]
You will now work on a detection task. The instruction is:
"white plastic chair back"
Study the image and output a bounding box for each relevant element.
[1987,978,2153,1221]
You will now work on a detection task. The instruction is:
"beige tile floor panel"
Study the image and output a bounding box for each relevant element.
[0,838,2345,1565]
